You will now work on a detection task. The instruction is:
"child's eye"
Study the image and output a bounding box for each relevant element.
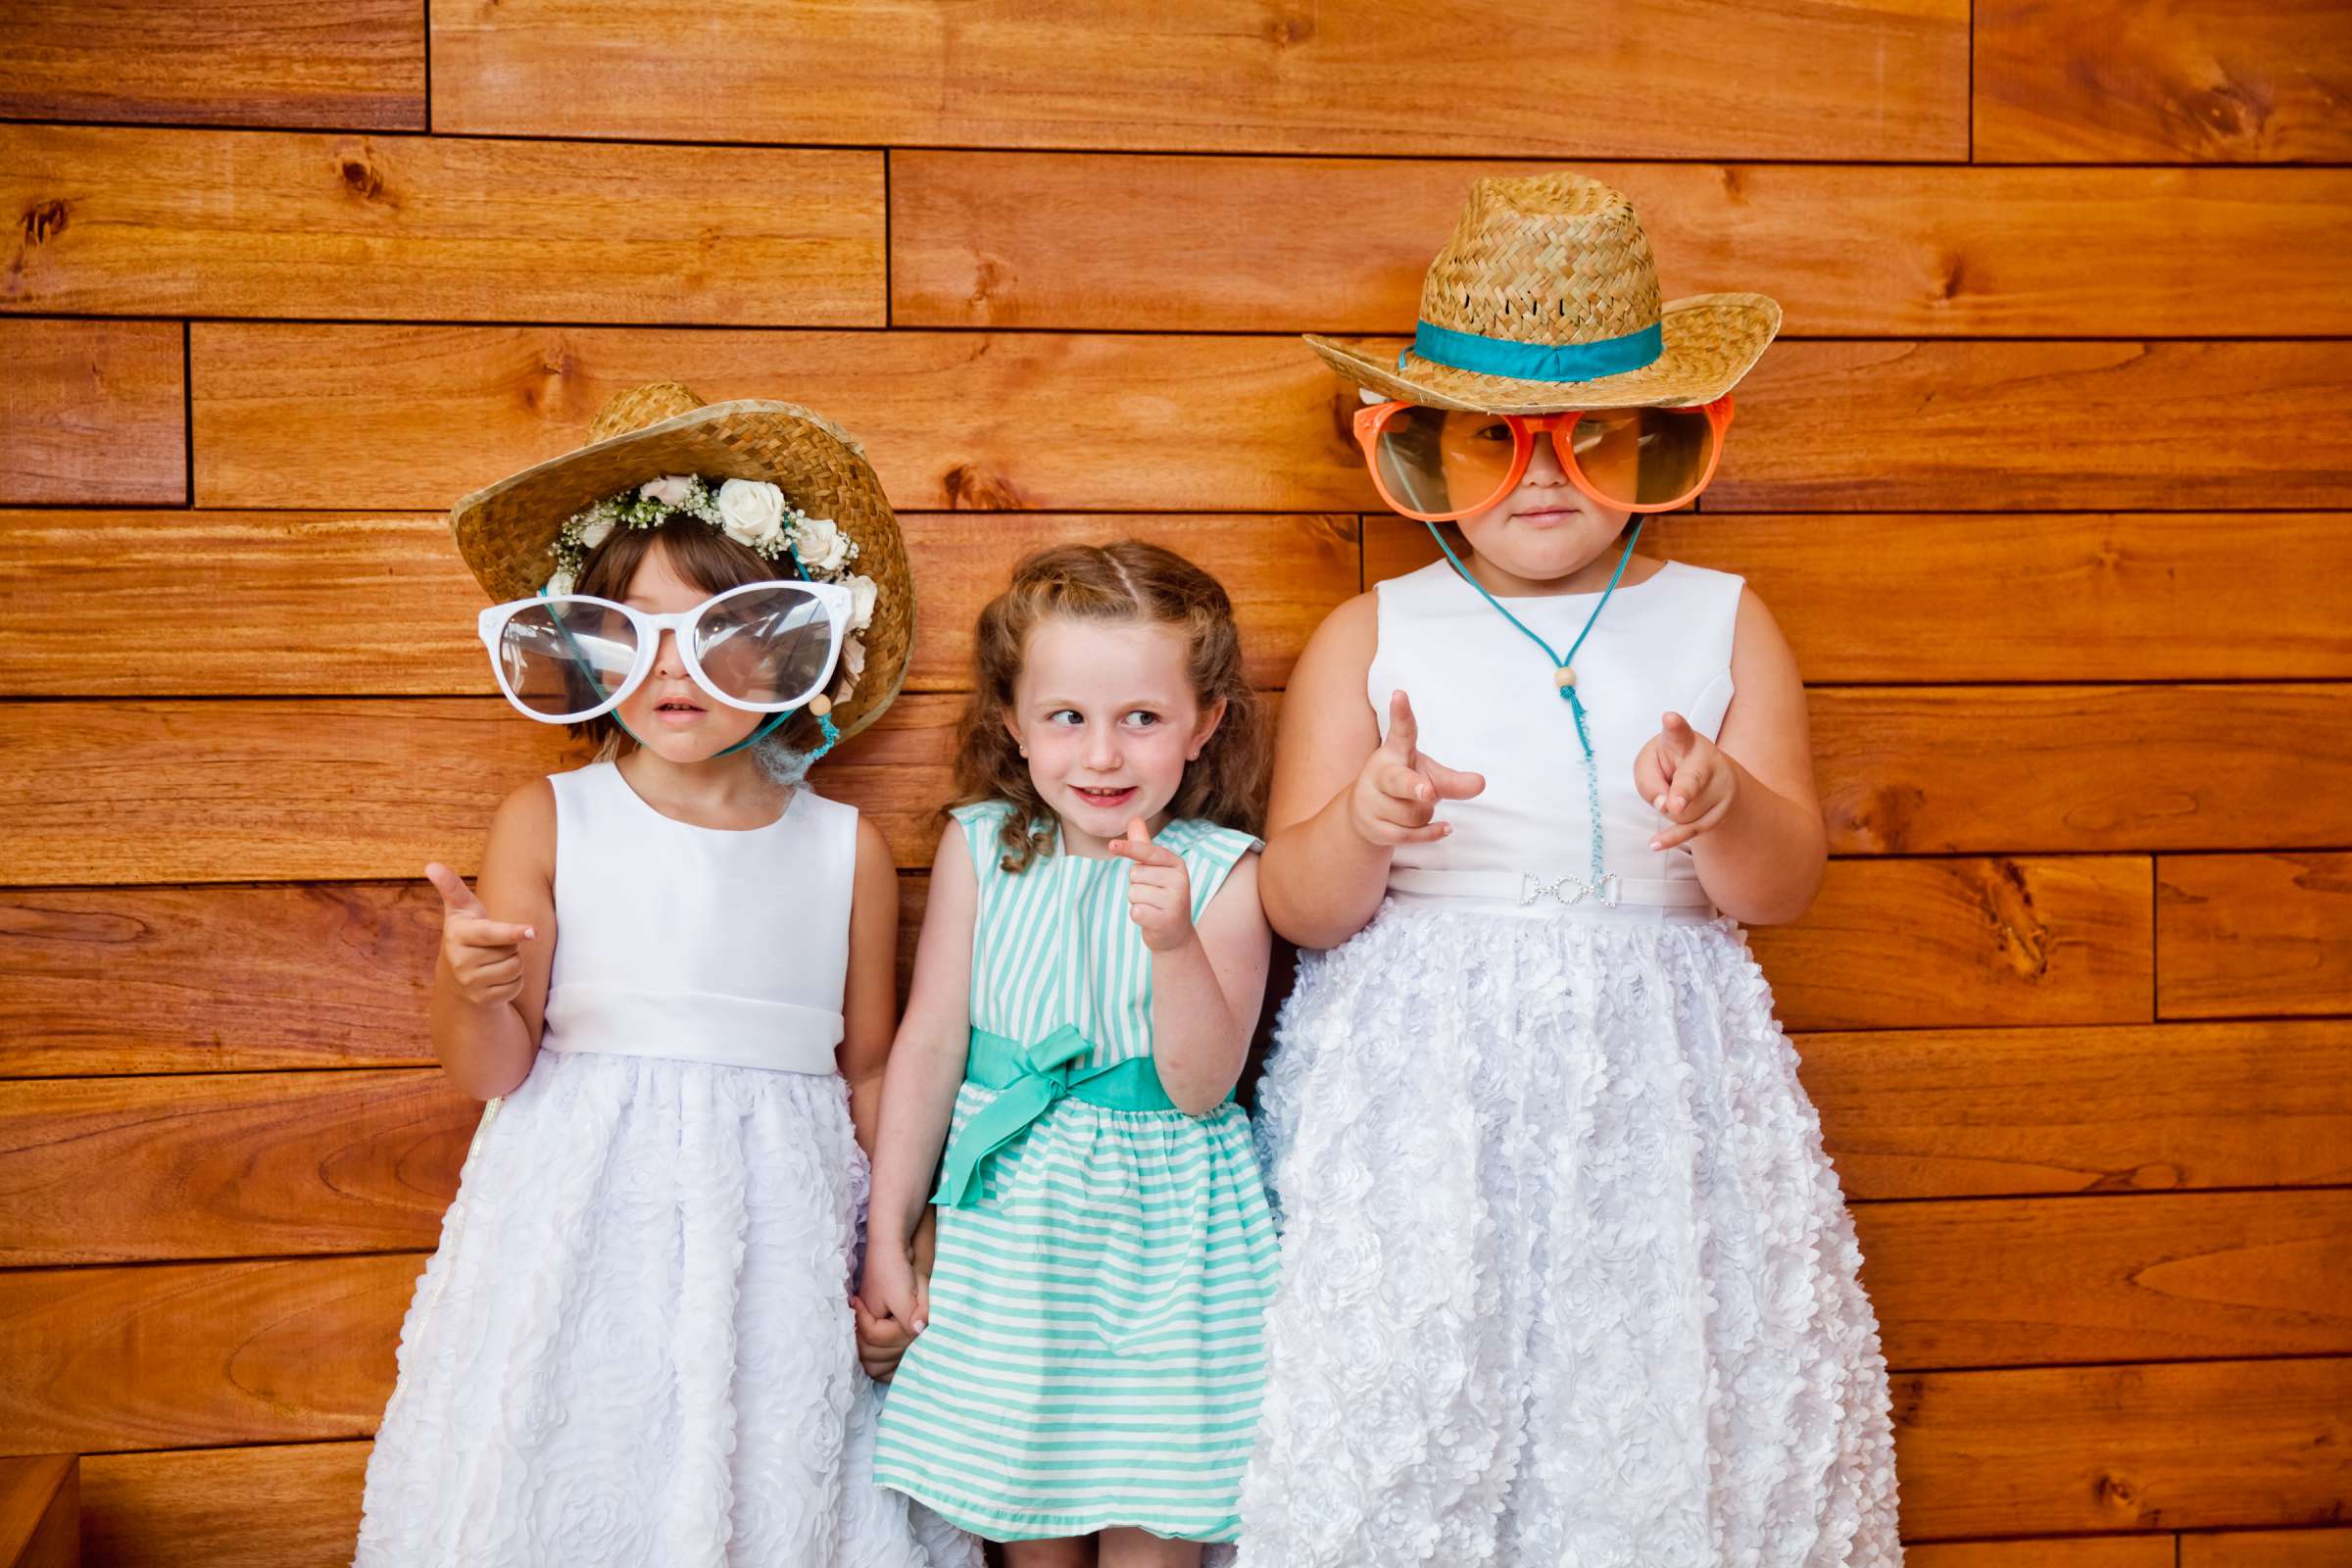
[1124,710,1161,729]
[1047,710,1083,727]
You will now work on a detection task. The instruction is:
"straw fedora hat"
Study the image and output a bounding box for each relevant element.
[450,381,911,742]
[1305,172,1781,415]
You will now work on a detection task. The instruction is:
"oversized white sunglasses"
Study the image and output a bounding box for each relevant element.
[476,580,852,724]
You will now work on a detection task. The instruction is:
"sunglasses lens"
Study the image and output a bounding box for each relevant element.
[1566,406,1719,509]
[1372,407,1520,517]
[691,585,841,710]
[496,598,639,719]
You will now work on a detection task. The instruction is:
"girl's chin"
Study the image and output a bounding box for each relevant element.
[632,728,760,763]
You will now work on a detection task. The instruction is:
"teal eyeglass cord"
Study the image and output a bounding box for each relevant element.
[1422,514,1647,892]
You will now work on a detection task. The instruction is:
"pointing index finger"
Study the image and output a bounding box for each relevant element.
[1384,689,1419,760]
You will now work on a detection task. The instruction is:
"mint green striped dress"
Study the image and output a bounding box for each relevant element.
[871,801,1279,1544]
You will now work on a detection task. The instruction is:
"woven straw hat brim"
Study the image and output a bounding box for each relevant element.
[1304,292,1782,415]
[449,399,910,742]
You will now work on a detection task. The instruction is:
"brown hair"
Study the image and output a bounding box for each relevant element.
[953,542,1267,872]
[568,518,835,757]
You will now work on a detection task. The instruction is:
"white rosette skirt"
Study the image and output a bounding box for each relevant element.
[1236,899,1901,1568]
[355,1050,978,1568]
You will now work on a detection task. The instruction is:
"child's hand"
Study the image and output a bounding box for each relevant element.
[1348,690,1485,848]
[425,862,535,1007]
[1636,711,1740,851]
[859,1236,928,1341]
[853,1292,918,1381]
[1111,816,1196,953]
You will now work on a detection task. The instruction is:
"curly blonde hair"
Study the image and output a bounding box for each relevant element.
[953,542,1267,873]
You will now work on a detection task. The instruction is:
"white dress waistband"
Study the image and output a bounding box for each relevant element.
[542,985,844,1075]
[1386,866,1719,922]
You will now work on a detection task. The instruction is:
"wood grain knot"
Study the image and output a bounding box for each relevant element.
[19,198,69,248]
[1979,858,2052,982]
[336,149,389,204]
[2090,1469,2144,1517]
[940,464,1026,510]
[1265,13,1314,47]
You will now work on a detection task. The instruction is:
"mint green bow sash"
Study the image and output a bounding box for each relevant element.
[932,1025,1200,1208]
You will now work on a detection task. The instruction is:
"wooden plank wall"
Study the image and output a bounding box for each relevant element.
[3,1,2349,1561]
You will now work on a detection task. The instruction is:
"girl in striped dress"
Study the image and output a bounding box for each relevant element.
[863,543,1278,1565]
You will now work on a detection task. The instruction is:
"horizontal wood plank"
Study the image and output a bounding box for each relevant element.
[1905,1538,2175,1567]
[2159,854,2352,1019]
[0,318,182,506]
[1,689,2258,879]
[2180,1530,2352,1566]
[0,1070,475,1266]
[1812,685,2352,855]
[1975,0,2352,163]
[0,885,441,1077]
[0,126,884,326]
[1893,1357,2352,1538]
[80,1442,368,1568]
[1800,1020,2352,1200]
[901,514,1354,693]
[1857,1189,2352,1369]
[1749,857,2153,1031]
[0,700,579,886]
[1715,341,2352,513]
[189,326,2352,514]
[188,324,1360,514]
[0,0,423,130]
[0,511,1351,698]
[430,0,1967,160]
[1363,514,2352,684]
[0,1253,417,1455]
[894,154,2352,337]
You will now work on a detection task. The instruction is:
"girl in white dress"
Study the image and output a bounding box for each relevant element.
[1237,175,1901,1565]
[356,383,978,1568]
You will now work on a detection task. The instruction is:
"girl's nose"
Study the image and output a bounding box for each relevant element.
[652,630,685,677]
[1083,727,1122,770]
[1524,427,1570,483]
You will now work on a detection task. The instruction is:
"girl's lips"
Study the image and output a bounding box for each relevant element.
[1513,507,1578,524]
[1072,786,1139,807]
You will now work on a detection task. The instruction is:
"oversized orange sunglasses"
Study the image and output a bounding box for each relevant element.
[1353,397,1735,522]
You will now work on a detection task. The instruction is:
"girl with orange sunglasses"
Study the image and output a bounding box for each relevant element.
[1235,174,1903,1567]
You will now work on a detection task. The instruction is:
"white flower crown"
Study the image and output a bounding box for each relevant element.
[545,474,879,700]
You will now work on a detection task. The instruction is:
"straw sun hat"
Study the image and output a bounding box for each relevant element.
[1305,172,1782,415]
[450,381,912,742]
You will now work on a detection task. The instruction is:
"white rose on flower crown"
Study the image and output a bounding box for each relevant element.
[577,517,615,550]
[793,515,851,574]
[716,478,787,549]
[846,573,878,632]
[545,569,577,598]
[638,474,695,507]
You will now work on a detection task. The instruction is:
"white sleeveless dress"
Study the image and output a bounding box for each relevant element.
[1237,561,1901,1567]
[356,761,978,1568]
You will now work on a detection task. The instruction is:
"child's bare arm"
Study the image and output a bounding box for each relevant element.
[1640,589,1826,925]
[1259,595,1485,949]
[1127,850,1271,1114]
[837,815,901,1158]
[861,823,979,1329]
[426,780,558,1102]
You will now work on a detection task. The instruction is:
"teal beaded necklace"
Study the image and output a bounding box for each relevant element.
[1422,515,1647,899]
